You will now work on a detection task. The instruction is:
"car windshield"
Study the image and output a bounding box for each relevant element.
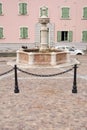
[67,47,76,51]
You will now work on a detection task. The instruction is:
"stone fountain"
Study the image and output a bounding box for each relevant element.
[16,6,70,67]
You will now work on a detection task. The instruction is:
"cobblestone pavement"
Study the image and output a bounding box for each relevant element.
[0,55,87,130]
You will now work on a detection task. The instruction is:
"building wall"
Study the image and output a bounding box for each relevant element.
[0,0,87,43]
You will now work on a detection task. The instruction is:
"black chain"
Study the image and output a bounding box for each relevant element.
[0,68,14,77]
[17,67,74,77]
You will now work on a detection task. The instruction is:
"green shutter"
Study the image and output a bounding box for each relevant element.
[0,3,2,15]
[62,7,69,19]
[40,8,42,17]
[83,7,87,19]
[19,3,27,15]
[57,31,61,42]
[68,31,73,42]
[20,28,23,38]
[82,31,87,42]
[19,3,22,15]
[45,8,48,17]
[23,27,28,38]
[20,27,28,39]
[0,27,3,39]
[23,3,27,15]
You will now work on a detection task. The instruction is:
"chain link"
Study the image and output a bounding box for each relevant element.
[0,68,14,77]
[17,67,74,77]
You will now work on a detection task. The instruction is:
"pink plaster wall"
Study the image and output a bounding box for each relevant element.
[0,0,87,43]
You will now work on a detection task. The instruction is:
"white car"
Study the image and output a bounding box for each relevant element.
[55,46,84,55]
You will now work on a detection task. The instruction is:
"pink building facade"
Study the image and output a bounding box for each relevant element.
[0,0,87,44]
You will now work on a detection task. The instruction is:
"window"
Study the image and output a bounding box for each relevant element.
[40,6,48,17]
[0,3,2,15]
[19,3,27,15]
[83,7,87,19]
[20,27,28,39]
[0,27,4,39]
[61,7,70,19]
[82,31,87,42]
[57,31,73,42]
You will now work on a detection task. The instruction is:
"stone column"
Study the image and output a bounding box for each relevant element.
[40,23,48,50]
[51,52,56,65]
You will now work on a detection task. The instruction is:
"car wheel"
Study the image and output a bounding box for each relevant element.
[77,53,82,55]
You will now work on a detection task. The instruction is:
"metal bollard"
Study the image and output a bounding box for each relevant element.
[14,65,19,93]
[72,64,77,93]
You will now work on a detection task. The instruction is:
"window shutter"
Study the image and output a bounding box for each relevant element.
[24,27,28,38]
[68,31,73,42]
[57,31,61,42]
[20,28,23,38]
[40,8,42,17]
[62,7,69,18]
[82,31,87,42]
[19,3,27,15]
[83,7,87,19]
[20,27,28,39]
[23,3,27,15]
[0,27,3,38]
[45,8,48,17]
[0,3,2,15]
[19,3,23,15]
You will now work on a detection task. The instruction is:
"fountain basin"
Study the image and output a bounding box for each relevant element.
[17,49,70,66]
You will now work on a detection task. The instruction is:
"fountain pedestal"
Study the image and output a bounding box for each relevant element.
[39,16,50,51]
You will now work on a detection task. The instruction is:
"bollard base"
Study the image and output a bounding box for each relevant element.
[72,88,77,93]
[14,87,19,93]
